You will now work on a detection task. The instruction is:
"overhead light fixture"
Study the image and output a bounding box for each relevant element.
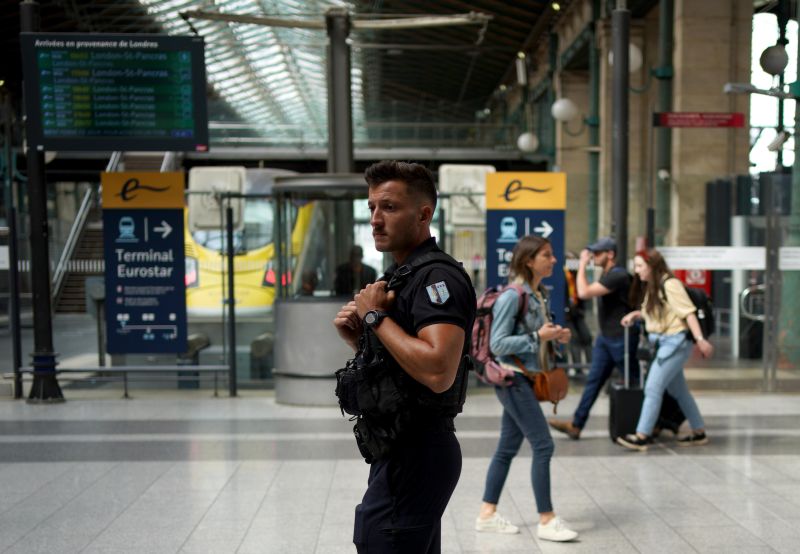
[760,43,789,76]
[551,2,562,11]
[767,130,791,152]
[608,43,644,73]
[551,98,580,122]
[517,132,539,153]
[515,52,528,86]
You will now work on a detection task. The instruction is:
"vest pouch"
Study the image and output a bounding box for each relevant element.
[334,359,361,417]
[356,358,407,418]
[355,417,396,462]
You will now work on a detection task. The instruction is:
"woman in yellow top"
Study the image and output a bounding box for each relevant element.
[617,249,713,451]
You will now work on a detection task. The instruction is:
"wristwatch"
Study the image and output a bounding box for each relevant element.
[363,310,388,330]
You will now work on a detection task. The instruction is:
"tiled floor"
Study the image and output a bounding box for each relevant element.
[1,389,800,553]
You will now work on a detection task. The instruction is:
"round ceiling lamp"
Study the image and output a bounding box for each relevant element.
[760,44,789,76]
[551,98,580,122]
[517,132,539,153]
[608,43,643,73]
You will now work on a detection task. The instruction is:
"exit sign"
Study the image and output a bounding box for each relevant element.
[653,112,745,128]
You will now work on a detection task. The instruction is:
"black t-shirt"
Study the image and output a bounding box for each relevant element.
[384,238,475,339]
[598,266,632,338]
[369,238,475,418]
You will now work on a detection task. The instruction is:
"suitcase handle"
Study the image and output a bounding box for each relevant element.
[624,324,630,389]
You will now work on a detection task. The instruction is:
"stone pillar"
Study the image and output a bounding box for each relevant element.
[669,0,752,245]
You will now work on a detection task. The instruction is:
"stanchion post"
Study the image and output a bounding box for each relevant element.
[226,203,237,397]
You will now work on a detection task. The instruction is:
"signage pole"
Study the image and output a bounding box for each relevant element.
[226,204,237,397]
[21,0,64,402]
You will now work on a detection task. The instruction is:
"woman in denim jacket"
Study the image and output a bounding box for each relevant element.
[617,249,714,451]
[474,235,578,542]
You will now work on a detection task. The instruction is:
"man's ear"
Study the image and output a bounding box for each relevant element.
[419,204,433,224]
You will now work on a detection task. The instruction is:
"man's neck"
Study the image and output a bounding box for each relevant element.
[391,234,432,265]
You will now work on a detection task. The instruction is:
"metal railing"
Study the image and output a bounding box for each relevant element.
[51,151,122,300]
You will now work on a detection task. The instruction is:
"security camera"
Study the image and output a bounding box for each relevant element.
[657,169,670,181]
[767,130,791,152]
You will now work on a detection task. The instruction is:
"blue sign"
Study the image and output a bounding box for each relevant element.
[103,209,187,353]
[486,209,566,326]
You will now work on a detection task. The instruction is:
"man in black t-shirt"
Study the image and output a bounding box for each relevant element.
[333,161,475,553]
[549,236,638,439]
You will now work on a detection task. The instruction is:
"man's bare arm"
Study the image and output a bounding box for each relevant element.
[576,249,611,300]
[372,321,465,393]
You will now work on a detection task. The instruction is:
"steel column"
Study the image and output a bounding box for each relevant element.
[655,0,674,246]
[611,3,630,265]
[21,0,63,402]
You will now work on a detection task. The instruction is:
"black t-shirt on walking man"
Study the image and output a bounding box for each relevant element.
[597,266,632,338]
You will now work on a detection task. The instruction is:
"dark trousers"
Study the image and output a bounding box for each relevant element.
[354,430,461,553]
[573,333,639,429]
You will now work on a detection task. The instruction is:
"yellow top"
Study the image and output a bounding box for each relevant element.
[641,277,696,335]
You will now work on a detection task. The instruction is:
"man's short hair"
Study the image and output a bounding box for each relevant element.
[364,160,437,210]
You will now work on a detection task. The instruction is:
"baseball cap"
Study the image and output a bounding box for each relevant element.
[587,236,616,253]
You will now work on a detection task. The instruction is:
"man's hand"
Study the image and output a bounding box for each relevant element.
[333,301,361,352]
[354,282,396,318]
[579,249,592,267]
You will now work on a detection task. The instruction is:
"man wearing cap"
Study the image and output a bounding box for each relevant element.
[548,237,638,439]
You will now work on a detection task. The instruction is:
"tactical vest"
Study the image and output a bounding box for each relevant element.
[334,251,475,462]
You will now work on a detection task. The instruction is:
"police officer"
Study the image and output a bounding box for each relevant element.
[333,160,475,553]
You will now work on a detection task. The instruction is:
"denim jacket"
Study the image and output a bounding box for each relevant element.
[489,282,550,373]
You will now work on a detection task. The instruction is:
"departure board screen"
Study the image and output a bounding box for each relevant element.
[21,33,209,152]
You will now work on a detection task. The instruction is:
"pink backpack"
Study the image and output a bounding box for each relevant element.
[470,284,528,386]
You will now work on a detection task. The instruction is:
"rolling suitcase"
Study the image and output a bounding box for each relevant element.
[608,325,643,442]
[657,391,686,435]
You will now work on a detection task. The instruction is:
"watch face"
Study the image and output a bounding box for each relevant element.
[365,312,377,325]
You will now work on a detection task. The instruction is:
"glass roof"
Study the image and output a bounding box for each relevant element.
[138,0,363,148]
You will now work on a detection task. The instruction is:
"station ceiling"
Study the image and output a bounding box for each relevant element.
[0,0,775,156]
[2,0,557,152]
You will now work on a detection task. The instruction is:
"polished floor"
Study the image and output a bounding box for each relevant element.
[1,387,799,553]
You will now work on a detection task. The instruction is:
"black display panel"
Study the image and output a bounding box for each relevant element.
[20,33,209,152]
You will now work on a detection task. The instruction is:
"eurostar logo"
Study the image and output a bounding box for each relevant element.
[486,172,566,211]
[499,179,552,202]
[116,178,171,202]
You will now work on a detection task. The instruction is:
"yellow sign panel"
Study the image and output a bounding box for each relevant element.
[102,172,185,209]
[485,172,566,210]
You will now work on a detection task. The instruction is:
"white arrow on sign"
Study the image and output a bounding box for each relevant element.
[534,220,553,238]
[154,220,172,239]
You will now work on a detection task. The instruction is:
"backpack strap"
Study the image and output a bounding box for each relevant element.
[504,284,529,328]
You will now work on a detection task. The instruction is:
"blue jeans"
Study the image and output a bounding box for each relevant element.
[482,373,554,514]
[636,332,705,436]
[573,333,639,429]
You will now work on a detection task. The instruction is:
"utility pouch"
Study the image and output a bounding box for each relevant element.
[354,417,396,463]
[352,420,374,464]
[355,358,407,418]
[334,358,361,417]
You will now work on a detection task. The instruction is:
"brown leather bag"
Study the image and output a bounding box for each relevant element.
[513,342,569,414]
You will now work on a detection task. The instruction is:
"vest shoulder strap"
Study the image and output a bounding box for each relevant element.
[386,251,469,290]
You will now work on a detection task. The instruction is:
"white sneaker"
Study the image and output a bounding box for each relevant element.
[474,512,520,534]
[537,516,578,542]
